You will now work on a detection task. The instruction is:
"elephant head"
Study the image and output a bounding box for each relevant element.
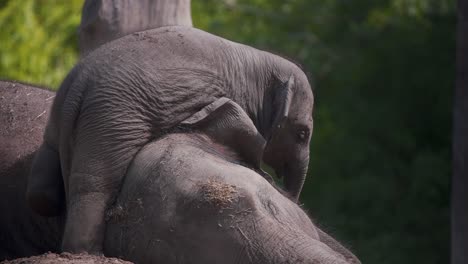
[262,74,314,201]
[180,97,267,177]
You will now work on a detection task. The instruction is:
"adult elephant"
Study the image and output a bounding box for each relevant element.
[0,81,63,258]
[28,25,314,253]
[104,97,358,264]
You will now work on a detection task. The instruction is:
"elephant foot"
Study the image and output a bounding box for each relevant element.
[62,192,108,254]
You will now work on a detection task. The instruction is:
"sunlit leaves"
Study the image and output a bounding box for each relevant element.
[194,1,453,264]
[0,0,81,88]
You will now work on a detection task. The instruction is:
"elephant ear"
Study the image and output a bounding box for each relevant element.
[180,97,231,125]
[181,97,266,171]
[267,75,294,141]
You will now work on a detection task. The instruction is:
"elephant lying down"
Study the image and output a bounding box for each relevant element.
[0,81,62,259]
[106,136,357,263]
[0,83,359,263]
[103,98,360,264]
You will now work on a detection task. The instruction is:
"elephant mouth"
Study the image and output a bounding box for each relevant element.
[260,162,292,194]
[274,164,290,190]
[275,163,287,180]
[260,162,283,180]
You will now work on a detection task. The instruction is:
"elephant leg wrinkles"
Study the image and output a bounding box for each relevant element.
[60,111,152,253]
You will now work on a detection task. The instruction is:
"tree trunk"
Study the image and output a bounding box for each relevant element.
[79,0,192,56]
[452,0,468,263]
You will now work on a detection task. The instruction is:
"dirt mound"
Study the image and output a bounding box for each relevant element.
[1,252,133,264]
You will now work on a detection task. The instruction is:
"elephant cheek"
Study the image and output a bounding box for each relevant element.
[263,144,282,168]
[263,136,291,168]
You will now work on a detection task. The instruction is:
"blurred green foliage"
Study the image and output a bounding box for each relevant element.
[0,0,81,87]
[193,1,454,263]
[0,0,454,263]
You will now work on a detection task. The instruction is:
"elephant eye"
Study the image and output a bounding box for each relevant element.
[296,129,309,142]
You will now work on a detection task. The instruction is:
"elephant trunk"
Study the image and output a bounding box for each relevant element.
[283,159,309,202]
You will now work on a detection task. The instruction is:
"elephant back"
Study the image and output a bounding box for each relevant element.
[0,81,63,260]
[0,81,53,169]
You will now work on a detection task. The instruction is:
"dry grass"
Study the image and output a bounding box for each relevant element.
[199,179,238,208]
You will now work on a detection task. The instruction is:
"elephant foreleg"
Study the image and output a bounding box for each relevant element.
[60,127,146,253]
[27,142,65,216]
[62,184,110,253]
[62,167,127,253]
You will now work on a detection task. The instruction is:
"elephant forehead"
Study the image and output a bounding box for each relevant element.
[293,92,313,113]
[126,135,312,220]
[289,109,313,128]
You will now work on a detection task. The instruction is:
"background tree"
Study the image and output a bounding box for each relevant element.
[79,0,192,55]
[0,0,81,87]
[452,0,468,263]
[0,0,456,263]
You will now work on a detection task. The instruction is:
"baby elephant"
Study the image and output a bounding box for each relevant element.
[104,98,360,264]
[28,25,314,253]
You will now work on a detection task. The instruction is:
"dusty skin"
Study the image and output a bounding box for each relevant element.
[0,81,54,167]
[1,82,359,263]
[103,98,359,263]
[0,81,126,264]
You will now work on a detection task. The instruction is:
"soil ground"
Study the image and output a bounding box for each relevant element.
[1,252,133,264]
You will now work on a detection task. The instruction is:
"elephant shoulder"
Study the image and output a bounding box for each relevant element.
[132,135,180,166]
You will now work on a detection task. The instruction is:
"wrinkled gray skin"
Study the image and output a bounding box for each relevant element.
[28,25,314,253]
[105,98,358,264]
[1,84,358,263]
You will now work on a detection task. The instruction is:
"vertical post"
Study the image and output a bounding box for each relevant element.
[452,0,468,263]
